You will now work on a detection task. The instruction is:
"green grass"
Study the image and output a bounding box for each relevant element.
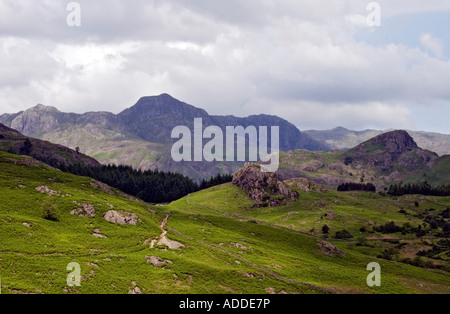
[1,151,449,294]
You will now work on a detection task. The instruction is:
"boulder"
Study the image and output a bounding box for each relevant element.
[104,210,141,225]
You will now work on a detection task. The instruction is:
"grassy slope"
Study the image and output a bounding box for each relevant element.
[1,152,449,294]
[279,149,450,187]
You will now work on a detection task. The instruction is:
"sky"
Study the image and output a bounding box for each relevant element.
[0,0,449,133]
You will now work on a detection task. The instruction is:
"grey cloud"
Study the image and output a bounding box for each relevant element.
[0,0,449,133]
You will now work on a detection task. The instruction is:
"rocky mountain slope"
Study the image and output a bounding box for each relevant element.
[0,94,327,180]
[304,127,450,156]
[277,130,449,188]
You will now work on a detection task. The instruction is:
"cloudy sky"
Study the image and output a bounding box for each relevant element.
[1,0,449,133]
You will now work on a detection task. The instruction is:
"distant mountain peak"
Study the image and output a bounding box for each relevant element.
[30,104,60,112]
[345,130,436,172]
[367,130,418,154]
[333,126,349,131]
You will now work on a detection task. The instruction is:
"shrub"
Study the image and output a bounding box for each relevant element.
[322,224,330,234]
[42,199,58,222]
[373,221,402,234]
[335,229,353,239]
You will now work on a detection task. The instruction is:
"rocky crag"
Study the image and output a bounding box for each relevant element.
[232,163,299,207]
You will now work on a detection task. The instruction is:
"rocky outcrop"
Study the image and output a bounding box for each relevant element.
[71,202,96,218]
[284,177,328,193]
[104,210,141,225]
[317,240,346,257]
[232,163,299,207]
[145,256,173,268]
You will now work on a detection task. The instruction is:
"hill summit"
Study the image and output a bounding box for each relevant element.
[345,130,437,172]
[355,130,418,154]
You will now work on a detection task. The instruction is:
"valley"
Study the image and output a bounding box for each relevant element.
[1,95,449,295]
[0,150,449,294]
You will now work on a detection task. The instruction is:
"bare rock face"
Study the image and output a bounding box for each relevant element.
[104,210,141,225]
[232,163,298,207]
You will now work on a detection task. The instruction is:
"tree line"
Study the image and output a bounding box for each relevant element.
[16,139,232,203]
[337,182,376,192]
[388,181,450,197]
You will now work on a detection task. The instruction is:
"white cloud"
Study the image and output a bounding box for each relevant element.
[0,0,449,133]
[420,33,444,59]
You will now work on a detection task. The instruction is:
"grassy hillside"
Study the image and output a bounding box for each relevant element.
[1,152,449,294]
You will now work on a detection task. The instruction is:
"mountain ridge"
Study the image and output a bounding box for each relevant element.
[304,126,450,156]
[0,94,328,180]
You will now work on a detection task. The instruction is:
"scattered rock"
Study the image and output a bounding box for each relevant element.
[129,281,141,294]
[265,287,276,294]
[22,222,31,228]
[35,186,60,196]
[86,262,98,267]
[17,185,26,189]
[71,202,96,218]
[104,210,141,225]
[229,242,250,250]
[145,256,173,268]
[157,236,184,250]
[92,232,107,239]
[243,273,258,278]
[317,240,346,257]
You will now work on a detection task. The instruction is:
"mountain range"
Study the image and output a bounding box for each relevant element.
[304,127,450,156]
[2,94,450,182]
[1,96,449,294]
[0,94,326,181]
